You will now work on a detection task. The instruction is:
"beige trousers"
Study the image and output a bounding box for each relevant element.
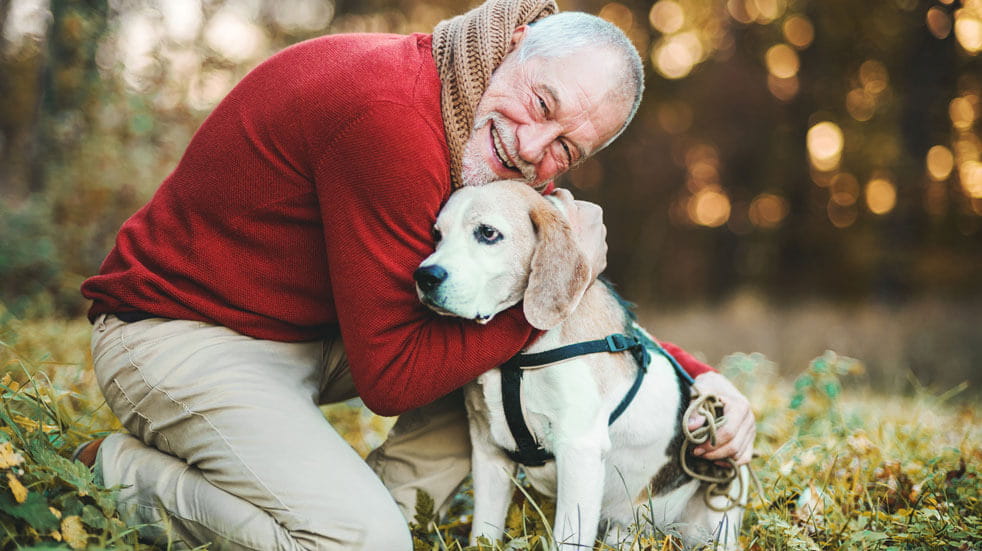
[91,314,471,550]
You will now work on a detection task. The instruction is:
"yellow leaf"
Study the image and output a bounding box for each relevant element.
[12,415,39,433]
[61,515,89,550]
[12,415,58,434]
[7,472,28,503]
[14,415,58,434]
[49,506,62,519]
[51,530,62,542]
[0,373,10,386]
[0,441,25,468]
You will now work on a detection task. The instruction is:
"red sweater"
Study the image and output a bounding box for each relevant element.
[82,33,713,416]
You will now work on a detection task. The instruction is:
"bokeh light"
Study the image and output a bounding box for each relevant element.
[807,121,845,171]
[599,2,634,33]
[961,160,982,198]
[927,145,955,181]
[652,31,704,79]
[846,89,876,121]
[161,0,203,43]
[739,0,787,25]
[749,193,789,228]
[649,1,685,34]
[927,7,953,40]
[268,0,335,32]
[859,60,889,95]
[204,7,267,63]
[688,186,731,227]
[768,74,799,102]
[954,9,982,54]
[949,95,978,130]
[865,175,897,215]
[765,43,799,78]
[830,173,860,206]
[827,201,858,228]
[783,15,814,49]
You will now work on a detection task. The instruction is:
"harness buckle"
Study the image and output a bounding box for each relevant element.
[605,333,635,352]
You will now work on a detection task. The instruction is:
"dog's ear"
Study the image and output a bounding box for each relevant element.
[523,202,592,330]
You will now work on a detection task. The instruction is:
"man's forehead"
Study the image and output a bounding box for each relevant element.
[535,54,632,153]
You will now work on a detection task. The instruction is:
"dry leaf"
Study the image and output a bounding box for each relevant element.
[0,441,25,468]
[7,472,28,503]
[61,515,89,550]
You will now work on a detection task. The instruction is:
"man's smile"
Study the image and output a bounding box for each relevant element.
[490,123,518,172]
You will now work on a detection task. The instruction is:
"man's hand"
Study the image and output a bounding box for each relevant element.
[687,371,756,465]
[550,188,607,280]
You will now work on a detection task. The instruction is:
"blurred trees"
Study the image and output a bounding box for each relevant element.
[0,0,980,318]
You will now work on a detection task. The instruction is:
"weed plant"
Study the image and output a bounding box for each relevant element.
[0,315,979,550]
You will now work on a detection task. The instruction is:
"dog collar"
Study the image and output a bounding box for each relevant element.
[499,329,692,467]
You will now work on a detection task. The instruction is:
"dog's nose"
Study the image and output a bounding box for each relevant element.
[414,265,448,293]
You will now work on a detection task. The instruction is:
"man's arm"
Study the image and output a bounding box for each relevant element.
[313,102,536,416]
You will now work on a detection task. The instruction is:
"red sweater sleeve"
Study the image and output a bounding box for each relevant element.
[661,341,716,378]
[314,101,535,416]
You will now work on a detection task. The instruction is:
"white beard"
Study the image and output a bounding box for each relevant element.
[461,132,499,186]
[460,112,536,187]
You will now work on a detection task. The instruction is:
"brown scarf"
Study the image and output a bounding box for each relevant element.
[432,0,559,189]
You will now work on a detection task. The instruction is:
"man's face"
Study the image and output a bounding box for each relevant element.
[461,32,633,187]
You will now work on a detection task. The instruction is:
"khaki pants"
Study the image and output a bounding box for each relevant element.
[91,314,471,550]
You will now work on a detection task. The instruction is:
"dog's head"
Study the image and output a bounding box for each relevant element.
[415,181,592,330]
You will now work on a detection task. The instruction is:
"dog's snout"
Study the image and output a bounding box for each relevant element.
[414,265,448,292]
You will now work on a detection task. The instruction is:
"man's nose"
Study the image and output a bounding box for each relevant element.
[517,121,562,165]
[414,265,448,292]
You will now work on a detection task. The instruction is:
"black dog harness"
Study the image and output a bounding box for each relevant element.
[500,328,695,467]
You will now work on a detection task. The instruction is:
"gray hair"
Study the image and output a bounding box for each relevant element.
[516,12,645,153]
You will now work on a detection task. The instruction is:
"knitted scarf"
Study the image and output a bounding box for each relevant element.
[432,0,558,189]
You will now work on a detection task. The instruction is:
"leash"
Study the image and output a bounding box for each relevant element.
[678,385,765,512]
[632,324,758,512]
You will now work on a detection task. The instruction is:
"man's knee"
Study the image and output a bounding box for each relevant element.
[300,497,411,551]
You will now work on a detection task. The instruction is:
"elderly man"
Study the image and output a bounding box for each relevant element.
[78,0,754,549]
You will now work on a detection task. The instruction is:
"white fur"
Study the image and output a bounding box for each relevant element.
[418,182,746,550]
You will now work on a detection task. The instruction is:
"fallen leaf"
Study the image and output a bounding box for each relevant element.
[7,472,28,503]
[61,515,89,550]
[0,442,25,469]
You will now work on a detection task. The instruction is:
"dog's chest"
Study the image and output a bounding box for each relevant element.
[466,362,600,455]
[465,352,691,502]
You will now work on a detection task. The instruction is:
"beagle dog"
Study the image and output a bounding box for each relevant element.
[414,181,745,550]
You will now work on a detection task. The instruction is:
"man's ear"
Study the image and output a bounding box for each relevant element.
[523,202,592,330]
[507,25,528,54]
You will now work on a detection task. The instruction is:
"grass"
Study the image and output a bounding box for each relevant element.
[0,314,979,550]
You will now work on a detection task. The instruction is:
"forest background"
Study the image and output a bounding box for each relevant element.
[2,0,982,393]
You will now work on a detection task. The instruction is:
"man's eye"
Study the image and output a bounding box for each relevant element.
[432,226,442,243]
[561,141,572,164]
[475,224,503,244]
[538,96,548,114]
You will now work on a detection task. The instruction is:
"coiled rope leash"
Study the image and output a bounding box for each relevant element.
[679,390,766,512]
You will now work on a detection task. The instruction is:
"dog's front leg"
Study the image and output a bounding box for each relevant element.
[469,428,518,546]
[552,440,607,551]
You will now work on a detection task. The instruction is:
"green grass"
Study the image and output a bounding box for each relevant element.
[0,315,979,550]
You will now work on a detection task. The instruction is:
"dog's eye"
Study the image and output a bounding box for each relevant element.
[475,224,503,244]
[432,226,442,243]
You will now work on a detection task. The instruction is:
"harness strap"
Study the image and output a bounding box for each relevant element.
[501,333,646,370]
[501,365,554,467]
[500,332,655,466]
